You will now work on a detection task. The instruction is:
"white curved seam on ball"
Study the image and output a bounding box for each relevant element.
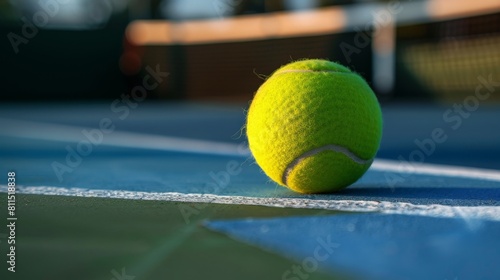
[274,70,354,76]
[282,144,373,186]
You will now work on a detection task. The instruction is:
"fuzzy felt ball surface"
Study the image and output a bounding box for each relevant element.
[246,59,382,193]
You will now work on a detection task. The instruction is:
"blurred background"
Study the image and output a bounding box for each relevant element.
[0,0,499,103]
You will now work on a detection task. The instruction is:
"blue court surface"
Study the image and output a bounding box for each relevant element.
[2,1,500,279]
[0,102,499,280]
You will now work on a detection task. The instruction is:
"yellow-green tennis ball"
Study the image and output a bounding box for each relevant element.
[246,59,382,194]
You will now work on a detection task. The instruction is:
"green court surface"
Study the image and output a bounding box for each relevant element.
[1,2,500,279]
[0,193,349,280]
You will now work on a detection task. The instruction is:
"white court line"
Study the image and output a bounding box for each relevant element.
[0,185,499,221]
[372,159,500,182]
[2,117,500,181]
[0,118,244,157]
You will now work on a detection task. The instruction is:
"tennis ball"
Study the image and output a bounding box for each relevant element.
[246,59,382,193]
